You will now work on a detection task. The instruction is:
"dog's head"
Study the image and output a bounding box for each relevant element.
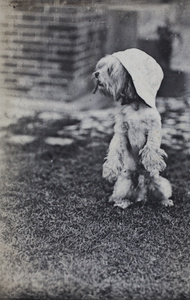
[92,49,164,108]
[92,55,137,105]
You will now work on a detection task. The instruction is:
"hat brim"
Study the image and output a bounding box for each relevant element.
[112,48,164,108]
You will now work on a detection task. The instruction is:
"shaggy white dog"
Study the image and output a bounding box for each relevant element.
[93,48,173,209]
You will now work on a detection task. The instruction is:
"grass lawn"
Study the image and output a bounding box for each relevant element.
[0,105,190,300]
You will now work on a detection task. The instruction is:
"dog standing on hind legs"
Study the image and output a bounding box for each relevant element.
[93,48,173,209]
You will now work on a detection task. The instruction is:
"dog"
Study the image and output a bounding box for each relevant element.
[93,48,173,209]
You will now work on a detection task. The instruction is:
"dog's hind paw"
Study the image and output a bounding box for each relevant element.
[109,195,132,209]
[136,195,147,203]
[113,199,132,209]
[161,198,174,207]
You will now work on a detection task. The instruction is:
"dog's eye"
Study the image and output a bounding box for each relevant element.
[107,66,113,76]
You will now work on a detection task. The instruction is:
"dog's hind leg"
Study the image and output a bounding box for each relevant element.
[109,170,134,209]
[150,176,173,206]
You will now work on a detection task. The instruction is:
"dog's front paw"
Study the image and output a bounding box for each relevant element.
[139,145,167,173]
[102,161,119,183]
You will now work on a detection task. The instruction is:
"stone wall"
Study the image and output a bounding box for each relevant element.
[0,2,107,101]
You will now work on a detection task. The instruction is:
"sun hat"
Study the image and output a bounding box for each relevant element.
[112,48,164,108]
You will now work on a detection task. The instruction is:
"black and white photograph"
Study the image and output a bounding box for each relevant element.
[0,0,190,299]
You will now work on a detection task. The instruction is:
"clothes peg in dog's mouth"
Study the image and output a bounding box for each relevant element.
[93,80,104,94]
[93,81,99,94]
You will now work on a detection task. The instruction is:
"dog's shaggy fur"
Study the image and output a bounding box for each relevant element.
[93,55,173,208]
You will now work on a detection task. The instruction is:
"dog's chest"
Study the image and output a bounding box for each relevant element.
[115,106,145,131]
[115,106,148,150]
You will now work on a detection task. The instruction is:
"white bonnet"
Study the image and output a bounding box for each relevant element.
[112,48,164,108]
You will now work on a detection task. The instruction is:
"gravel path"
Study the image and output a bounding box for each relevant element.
[0,96,190,154]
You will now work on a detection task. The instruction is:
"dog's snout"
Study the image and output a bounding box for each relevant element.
[95,71,99,78]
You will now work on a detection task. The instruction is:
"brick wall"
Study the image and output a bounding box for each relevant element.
[0,2,107,101]
[0,1,184,102]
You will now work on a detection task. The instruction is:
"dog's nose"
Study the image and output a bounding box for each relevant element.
[95,71,99,78]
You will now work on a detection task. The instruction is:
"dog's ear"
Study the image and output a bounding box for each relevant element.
[125,76,137,100]
[113,72,137,104]
[107,65,114,76]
